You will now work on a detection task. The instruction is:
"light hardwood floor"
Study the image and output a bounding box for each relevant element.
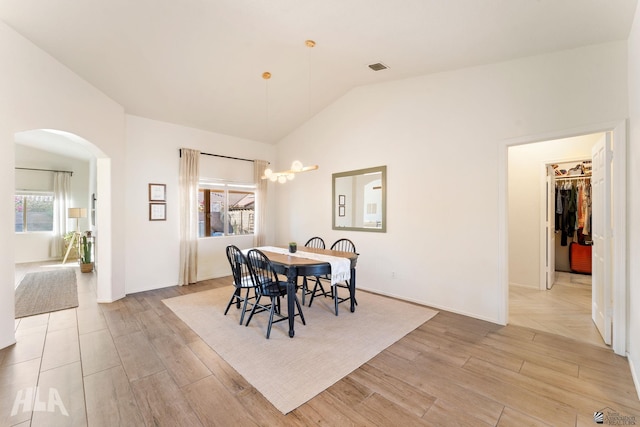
[509,272,606,348]
[2,263,639,426]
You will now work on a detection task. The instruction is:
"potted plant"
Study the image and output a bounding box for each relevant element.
[289,241,297,253]
[79,233,94,273]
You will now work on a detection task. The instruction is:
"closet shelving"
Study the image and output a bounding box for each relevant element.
[555,175,591,181]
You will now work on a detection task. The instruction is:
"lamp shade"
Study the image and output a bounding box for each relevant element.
[68,208,87,219]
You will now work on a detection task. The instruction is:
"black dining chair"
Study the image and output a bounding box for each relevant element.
[330,238,356,253]
[300,237,327,305]
[305,236,325,249]
[224,245,258,325]
[309,238,357,315]
[245,249,306,339]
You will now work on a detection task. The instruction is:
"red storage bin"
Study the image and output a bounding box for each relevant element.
[569,242,592,274]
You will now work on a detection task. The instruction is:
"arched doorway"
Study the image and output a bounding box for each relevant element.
[14,129,113,303]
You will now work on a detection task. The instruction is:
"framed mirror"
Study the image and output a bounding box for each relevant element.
[332,165,386,232]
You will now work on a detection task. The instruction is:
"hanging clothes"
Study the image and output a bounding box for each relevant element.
[582,181,592,235]
[555,186,563,231]
[555,177,592,246]
[577,180,585,230]
[562,184,577,246]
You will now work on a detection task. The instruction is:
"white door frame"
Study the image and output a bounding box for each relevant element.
[499,120,627,356]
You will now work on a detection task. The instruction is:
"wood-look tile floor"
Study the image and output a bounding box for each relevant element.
[509,272,607,348]
[2,262,638,426]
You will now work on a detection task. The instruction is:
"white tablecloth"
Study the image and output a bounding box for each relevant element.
[252,246,351,285]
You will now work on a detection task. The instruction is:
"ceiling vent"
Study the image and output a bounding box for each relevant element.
[368,62,389,71]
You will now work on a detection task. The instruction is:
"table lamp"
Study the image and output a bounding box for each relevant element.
[67,207,87,232]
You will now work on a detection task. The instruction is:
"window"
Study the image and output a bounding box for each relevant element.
[15,193,54,232]
[198,183,255,237]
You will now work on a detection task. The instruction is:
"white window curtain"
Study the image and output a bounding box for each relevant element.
[179,148,200,285]
[50,172,71,258]
[253,160,268,247]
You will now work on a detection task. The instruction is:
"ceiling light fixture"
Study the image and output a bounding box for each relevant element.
[261,40,319,184]
[305,39,315,119]
[262,161,319,183]
[262,71,271,139]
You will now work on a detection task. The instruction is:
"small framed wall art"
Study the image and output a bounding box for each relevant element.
[149,183,166,202]
[149,203,166,221]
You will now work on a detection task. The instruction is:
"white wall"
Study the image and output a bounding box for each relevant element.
[626,3,640,398]
[275,41,628,323]
[0,21,126,349]
[123,115,276,294]
[14,145,90,263]
[508,134,600,288]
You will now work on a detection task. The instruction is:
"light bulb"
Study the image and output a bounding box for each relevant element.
[291,160,303,172]
[278,175,287,184]
[264,168,273,178]
[270,175,278,182]
[287,173,295,180]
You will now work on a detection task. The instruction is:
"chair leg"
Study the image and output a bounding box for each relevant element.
[245,294,262,327]
[308,282,317,307]
[315,277,327,297]
[294,295,306,325]
[238,288,252,325]
[266,297,277,339]
[308,278,324,307]
[344,280,357,306]
[223,288,240,316]
[334,284,339,316]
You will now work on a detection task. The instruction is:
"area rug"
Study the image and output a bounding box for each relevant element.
[15,268,78,318]
[162,286,438,414]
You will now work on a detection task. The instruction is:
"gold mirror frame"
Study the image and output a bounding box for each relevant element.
[332,165,386,233]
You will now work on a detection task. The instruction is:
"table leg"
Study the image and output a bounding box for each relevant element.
[349,268,356,313]
[286,266,297,337]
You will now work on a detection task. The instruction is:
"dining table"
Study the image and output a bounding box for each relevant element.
[257,246,359,338]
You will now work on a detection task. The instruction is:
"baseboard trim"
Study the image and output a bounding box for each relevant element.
[356,286,502,325]
[628,353,640,400]
[0,337,17,351]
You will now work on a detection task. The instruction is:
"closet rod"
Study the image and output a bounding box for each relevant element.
[555,175,591,181]
[15,167,73,176]
[178,149,269,164]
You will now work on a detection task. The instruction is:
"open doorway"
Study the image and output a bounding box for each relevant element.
[15,132,94,261]
[13,129,114,304]
[508,133,604,347]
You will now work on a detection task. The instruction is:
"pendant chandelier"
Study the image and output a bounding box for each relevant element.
[261,40,319,184]
[262,161,319,183]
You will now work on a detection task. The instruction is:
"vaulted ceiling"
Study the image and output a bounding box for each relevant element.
[1,0,636,144]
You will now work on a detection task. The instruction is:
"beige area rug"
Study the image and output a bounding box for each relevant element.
[15,268,78,318]
[162,286,438,414]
